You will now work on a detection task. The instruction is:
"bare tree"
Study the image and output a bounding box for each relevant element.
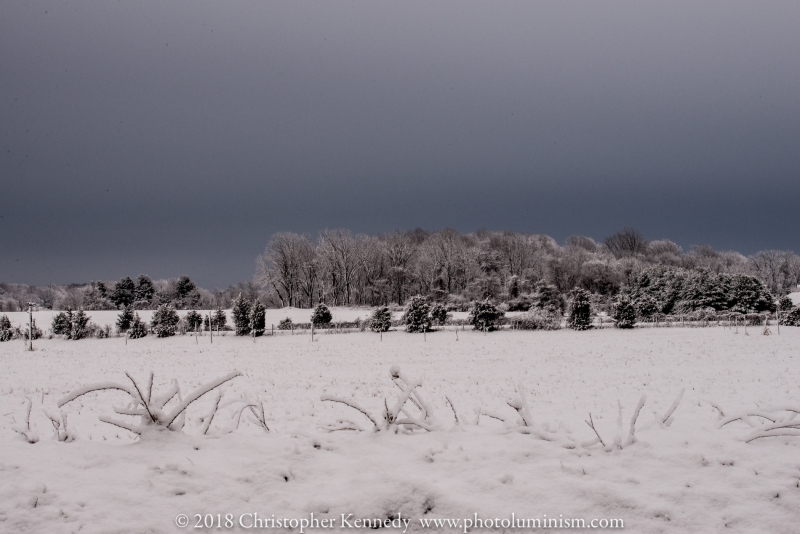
[603,228,648,258]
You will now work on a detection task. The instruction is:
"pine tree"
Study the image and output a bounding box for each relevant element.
[612,295,636,329]
[0,315,13,342]
[402,296,431,333]
[250,301,266,336]
[128,313,148,339]
[311,303,333,327]
[151,304,179,337]
[110,277,136,308]
[52,310,73,336]
[185,310,203,332]
[71,309,91,340]
[214,307,227,330]
[134,274,155,306]
[278,317,293,330]
[370,306,392,332]
[567,288,592,330]
[117,306,134,333]
[430,303,449,326]
[468,300,504,331]
[231,294,252,336]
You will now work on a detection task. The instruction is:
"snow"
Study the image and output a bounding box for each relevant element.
[2,326,800,533]
[788,292,800,306]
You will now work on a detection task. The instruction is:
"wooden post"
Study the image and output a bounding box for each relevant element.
[209,311,213,344]
[271,324,274,336]
[311,322,314,342]
[28,303,34,351]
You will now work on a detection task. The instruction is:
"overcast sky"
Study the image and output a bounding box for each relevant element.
[2,1,798,288]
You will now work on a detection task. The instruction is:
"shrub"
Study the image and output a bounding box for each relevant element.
[0,315,12,342]
[128,313,147,339]
[370,306,392,333]
[250,301,266,336]
[117,306,134,333]
[24,320,43,340]
[612,295,636,329]
[278,317,293,330]
[781,307,800,327]
[151,304,179,338]
[70,309,91,340]
[185,310,203,332]
[312,303,333,327]
[231,294,252,336]
[506,294,534,312]
[778,296,794,312]
[567,288,592,331]
[468,299,504,331]
[52,310,73,336]
[430,303,449,326]
[517,309,561,330]
[403,296,432,333]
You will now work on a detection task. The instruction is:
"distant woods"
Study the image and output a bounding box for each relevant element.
[1,228,799,313]
[254,228,800,312]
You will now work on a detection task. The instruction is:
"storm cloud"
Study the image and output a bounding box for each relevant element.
[2,1,798,287]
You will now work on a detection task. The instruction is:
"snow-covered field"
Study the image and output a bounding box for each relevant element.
[2,326,800,533]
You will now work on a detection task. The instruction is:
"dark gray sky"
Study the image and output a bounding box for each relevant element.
[2,1,799,288]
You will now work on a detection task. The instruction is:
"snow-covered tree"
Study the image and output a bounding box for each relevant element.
[430,303,449,326]
[311,303,332,327]
[250,301,266,336]
[231,294,252,336]
[402,296,431,333]
[52,310,73,336]
[185,310,203,332]
[277,317,293,330]
[116,306,134,333]
[110,277,136,309]
[468,299,504,331]
[567,288,592,330]
[612,295,636,329]
[128,313,147,339]
[134,274,155,307]
[151,305,179,338]
[70,309,91,340]
[0,315,13,341]
[370,306,392,332]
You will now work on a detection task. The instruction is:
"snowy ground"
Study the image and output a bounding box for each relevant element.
[2,326,800,533]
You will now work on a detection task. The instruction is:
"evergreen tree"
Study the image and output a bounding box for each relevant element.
[532,280,561,314]
[277,317,293,330]
[116,306,134,333]
[151,304,179,337]
[134,274,155,306]
[370,306,392,332]
[430,303,449,326]
[781,307,800,327]
[231,293,252,335]
[0,315,13,342]
[214,307,228,330]
[185,310,203,332]
[634,294,658,320]
[110,277,136,308]
[468,299,504,331]
[567,288,592,330]
[728,275,774,314]
[128,313,148,339]
[250,301,266,336]
[311,303,333,327]
[52,310,73,336]
[71,309,91,340]
[402,296,431,333]
[612,295,637,329]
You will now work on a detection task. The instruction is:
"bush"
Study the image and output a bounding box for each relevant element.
[567,288,592,330]
[52,310,73,336]
[278,317,293,330]
[70,309,91,340]
[24,320,43,340]
[128,313,147,339]
[430,303,449,326]
[403,296,431,333]
[312,303,333,327]
[370,306,392,332]
[612,295,636,329]
[232,294,252,336]
[117,306,134,333]
[516,309,561,330]
[185,310,203,332]
[0,315,12,342]
[781,307,800,327]
[468,299,504,331]
[250,301,266,337]
[506,294,534,312]
[778,296,795,312]
[151,304,179,338]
